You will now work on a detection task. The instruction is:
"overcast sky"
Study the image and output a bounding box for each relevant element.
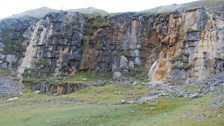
[0,0,198,19]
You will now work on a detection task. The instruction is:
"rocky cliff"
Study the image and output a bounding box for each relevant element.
[0,3,224,84]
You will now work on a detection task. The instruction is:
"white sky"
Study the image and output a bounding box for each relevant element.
[0,0,198,19]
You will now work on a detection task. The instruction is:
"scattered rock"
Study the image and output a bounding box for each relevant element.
[54,93,59,96]
[129,61,134,68]
[127,101,135,104]
[121,99,126,104]
[132,82,137,85]
[189,93,201,99]
[0,76,22,96]
[137,95,160,104]
[193,114,206,122]
[113,72,122,80]
[35,90,42,94]
[82,78,88,81]
[7,97,18,101]
[209,98,224,108]
[33,82,87,95]
[120,55,128,68]
[202,72,224,87]
[181,111,192,118]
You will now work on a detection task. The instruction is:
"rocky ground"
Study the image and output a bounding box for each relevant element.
[0,75,22,96]
[138,72,224,105]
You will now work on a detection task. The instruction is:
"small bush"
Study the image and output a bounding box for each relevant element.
[34,60,49,67]
[172,64,192,70]
[0,68,11,76]
[187,28,201,33]
[49,32,63,39]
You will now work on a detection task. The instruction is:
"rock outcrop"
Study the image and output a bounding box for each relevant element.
[0,16,38,70]
[18,12,85,77]
[32,82,87,95]
[0,75,22,96]
[0,1,224,85]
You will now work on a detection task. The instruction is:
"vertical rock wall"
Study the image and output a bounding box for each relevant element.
[19,12,85,77]
[1,8,224,84]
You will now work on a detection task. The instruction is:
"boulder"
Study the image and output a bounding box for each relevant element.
[113,71,122,80]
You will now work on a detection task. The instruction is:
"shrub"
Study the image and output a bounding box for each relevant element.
[0,68,11,76]
[49,32,63,39]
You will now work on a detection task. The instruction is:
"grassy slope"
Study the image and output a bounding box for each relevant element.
[1,73,224,126]
[60,83,149,103]
[23,72,111,85]
[0,84,224,126]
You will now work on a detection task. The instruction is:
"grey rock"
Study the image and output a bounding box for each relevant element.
[35,90,42,94]
[7,97,18,101]
[193,114,206,122]
[181,111,192,118]
[129,61,134,68]
[0,43,4,52]
[135,57,141,65]
[6,54,17,63]
[121,99,126,104]
[189,93,200,99]
[209,98,224,108]
[185,32,201,41]
[137,95,160,104]
[120,55,128,68]
[0,76,22,96]
[127,101,135,104]
[113,72,122,80]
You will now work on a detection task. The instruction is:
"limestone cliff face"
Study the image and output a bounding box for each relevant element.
[81,8,224,83]
[18,12,85,77]
[80,13,153,76]
[0,7,224,83]
[0,16,37,70]
[152,8,224,83]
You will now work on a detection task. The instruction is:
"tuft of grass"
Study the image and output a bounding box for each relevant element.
[137,97,188,115]
[49,32,64,39]
[62,72,111,85]
[0,68,11,76]
[84,14,110,35]
[187,28,202,33]
[185,86,199,94]
[23,72,111,86]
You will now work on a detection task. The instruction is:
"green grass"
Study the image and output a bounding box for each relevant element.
[63,72,111,85]
[1,74,224,126]
[84,15,110,35]
[23,72,111,86]
[49,32,64,39]
[60,83,149,103]
[185,86,200,94]
[0,93,223,126]
[0,68,11,76]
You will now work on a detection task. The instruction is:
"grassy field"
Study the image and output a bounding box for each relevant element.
[0,94,223,126]
[1,73,224,126]
[59,83,150,103]
[0,83,224,126]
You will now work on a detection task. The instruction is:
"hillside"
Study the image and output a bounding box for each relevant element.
[11,7,58,18]
[142,0,224,13]
[0,0,224,126]
[70,7,108,14]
